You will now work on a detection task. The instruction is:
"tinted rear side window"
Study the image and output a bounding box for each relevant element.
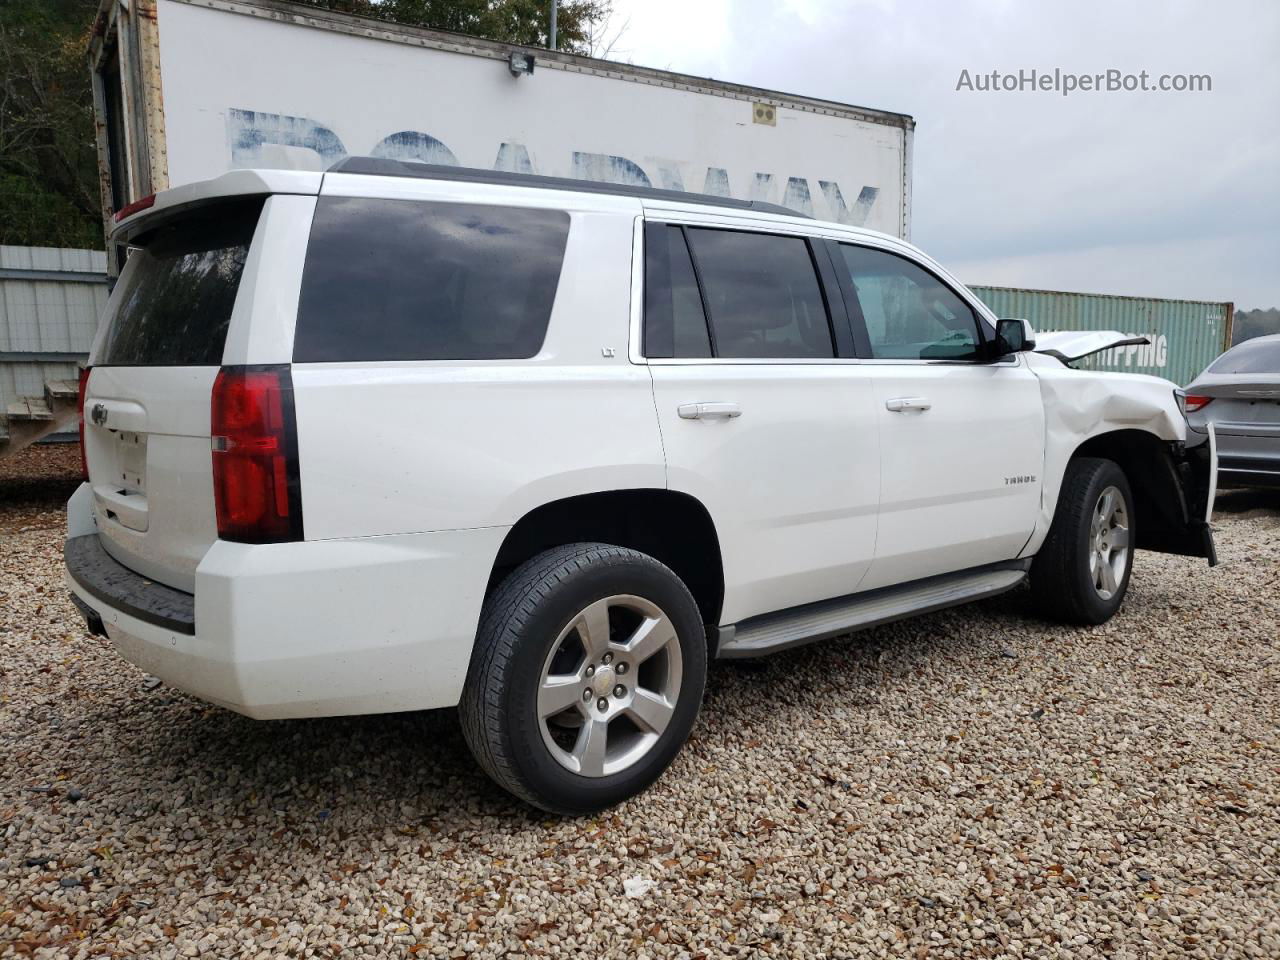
[98,199,262,366]
[685,228,833,359]
[644,224,711,359]
[294,198,570,362]
[1207,340,1280,374]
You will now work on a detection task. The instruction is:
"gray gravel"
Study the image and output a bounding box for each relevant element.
[2,455,1277,958]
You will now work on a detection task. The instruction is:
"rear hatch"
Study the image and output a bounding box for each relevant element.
[84,199,263,592]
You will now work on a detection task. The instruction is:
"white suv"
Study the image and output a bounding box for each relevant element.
[66,159,1217,813]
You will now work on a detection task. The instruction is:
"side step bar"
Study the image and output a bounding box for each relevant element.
[716,560,1031,659]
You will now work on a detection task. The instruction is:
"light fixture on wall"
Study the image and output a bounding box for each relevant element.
[508,52,535,77]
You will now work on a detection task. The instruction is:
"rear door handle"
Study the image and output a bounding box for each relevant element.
[885,396,932,413]
[677,402,742,420]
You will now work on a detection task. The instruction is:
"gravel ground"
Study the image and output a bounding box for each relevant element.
[0,444,80,536]
[1,447,1278,959]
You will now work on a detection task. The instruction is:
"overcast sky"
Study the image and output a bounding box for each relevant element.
[607,0,1280,310]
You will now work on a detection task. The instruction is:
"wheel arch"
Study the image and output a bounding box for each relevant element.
[1067,428,1209,558]
[488,489,725,628]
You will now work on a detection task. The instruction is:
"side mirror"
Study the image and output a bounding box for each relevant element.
[993,317,1036,357]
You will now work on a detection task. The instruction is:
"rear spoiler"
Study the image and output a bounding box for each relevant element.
[1034,330,1150,365]
[110,169,322,243]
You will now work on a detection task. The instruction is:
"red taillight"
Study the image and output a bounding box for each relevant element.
[211,366,302,543]
[113,193,156,222]
[1183,394,1213,413]
[77,367,91,481]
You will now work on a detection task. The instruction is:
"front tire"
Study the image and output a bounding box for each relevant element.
[459,543,707,815]
[1030,457,1134,625]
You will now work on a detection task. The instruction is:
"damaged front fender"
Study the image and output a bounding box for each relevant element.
[1022,354,1217,565]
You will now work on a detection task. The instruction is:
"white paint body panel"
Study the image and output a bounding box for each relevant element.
[294,359,666,541]
[651,362,880,625]
[140,0,911,237]
[857,360,1044,591]
[67,483,505,718]
[1018,353,1186,557]
[109,169,322,241]
[294,175,662,541]
[81,364,219,593]
[70,167,1195,719]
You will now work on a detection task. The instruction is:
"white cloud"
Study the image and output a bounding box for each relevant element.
[948,226,1278,307]
[608,0,1280,308]
[603,0,731,75]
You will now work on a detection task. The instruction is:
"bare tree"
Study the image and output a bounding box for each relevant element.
[582,4,630,60]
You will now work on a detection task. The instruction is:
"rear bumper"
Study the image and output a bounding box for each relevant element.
[1217,442,1280,486]
[64,485,508,719]
[1219,460,1280,487]
[1189,428,1280,487]
[65,534,195,635]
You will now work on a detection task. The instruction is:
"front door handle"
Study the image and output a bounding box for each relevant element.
[677,401,742,420]
[885,396,932,413]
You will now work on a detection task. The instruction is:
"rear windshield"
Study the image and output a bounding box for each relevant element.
[1207,339,1280,375]
[98,199,262,366]
[293,197,570,362]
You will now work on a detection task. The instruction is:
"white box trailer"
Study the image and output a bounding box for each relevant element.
[88,0,914,266]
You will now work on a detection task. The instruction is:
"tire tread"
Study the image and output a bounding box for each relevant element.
[1030,457,1130,624]
[459,542,698,813]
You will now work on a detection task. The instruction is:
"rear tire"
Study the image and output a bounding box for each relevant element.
[1030,457,1134,625]
[459,543,707,815]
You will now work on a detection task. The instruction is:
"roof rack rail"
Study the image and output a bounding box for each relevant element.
[326,157,809,219]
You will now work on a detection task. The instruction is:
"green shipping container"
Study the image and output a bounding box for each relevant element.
[967,285,1234,387]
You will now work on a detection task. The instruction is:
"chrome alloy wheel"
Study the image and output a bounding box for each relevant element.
[536,594,683,778]
[1089,485,1131,600]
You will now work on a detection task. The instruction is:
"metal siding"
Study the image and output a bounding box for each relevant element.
[0,245,108,413]
[968,285,1231,386]
[0,362,82,406]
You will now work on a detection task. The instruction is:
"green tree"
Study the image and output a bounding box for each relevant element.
[1232,308,1280,345]
[296,0,613,54]
[0,0,614,248]
[0,0,102,247]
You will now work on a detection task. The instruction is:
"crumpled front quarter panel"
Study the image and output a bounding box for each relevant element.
[1021,353,1185,557]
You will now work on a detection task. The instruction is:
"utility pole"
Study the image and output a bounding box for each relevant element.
[549,0,558,50]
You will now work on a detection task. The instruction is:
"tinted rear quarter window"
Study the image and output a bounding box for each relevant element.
[294,198,570,362]
[98,199,262,366]
[685,228,833,359]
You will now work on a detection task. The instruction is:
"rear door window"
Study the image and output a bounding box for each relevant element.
[644,225,712,358]
[294,198,570,362]
[98,199,262,366]
[684,228,834,359]
[839,244,984,361]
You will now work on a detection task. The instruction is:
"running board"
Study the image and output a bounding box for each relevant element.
[716,560,1030,659]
